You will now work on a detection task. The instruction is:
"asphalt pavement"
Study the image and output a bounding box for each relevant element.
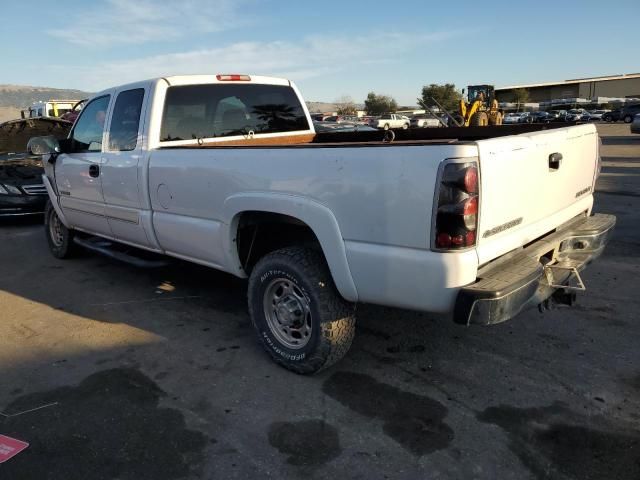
[0,123,638,479]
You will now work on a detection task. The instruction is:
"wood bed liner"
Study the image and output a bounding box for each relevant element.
[159,122,577,150]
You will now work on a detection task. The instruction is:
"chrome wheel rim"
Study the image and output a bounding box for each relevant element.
[263,278,312,349]
[49,209,64,247]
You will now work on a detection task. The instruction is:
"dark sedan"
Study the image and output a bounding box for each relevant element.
[0,153,49,216]
[0,117,72,217]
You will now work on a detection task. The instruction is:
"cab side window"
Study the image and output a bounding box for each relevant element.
[71,95,110,152]
[109,89,144,151]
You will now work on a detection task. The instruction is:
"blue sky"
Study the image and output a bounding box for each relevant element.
[1,0,638,105]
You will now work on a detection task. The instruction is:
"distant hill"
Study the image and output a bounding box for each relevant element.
[0,84,93,108]
[0,84,93,122]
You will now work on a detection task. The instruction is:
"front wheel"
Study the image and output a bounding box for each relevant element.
[624,115,633,123]
[402,123,409,130]
[383,124,390,130]
[45,200,76,259]
[248,247,356,374]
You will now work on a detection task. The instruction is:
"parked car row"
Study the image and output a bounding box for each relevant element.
[310,104,640,129]
[525,106,640,123]
[500,108,630,124]
[311,112,446,130]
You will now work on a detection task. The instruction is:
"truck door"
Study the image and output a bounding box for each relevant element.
[101,87,152,247]
[55,94,113,237]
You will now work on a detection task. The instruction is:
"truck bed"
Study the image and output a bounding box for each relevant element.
[148,121,599,311]
[159,123,580,149]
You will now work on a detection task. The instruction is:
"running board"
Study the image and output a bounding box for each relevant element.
[73,236,169,268]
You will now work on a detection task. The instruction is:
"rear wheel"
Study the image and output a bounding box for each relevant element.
[402,123,409,130]
[488,111,503,125]
[45,200,76,259]
[469,111,489,126]
[624,115,633,123]
[248,246,356,374]
[383,123,390,130]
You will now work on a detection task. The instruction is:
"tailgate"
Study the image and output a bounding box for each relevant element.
[475,124,598,265]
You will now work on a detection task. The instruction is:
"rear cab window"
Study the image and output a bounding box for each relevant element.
[159,83,310,144]
[108,88,145,151]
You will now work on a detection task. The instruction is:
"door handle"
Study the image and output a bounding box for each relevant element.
[89,164,100,178]
[549,152,562,170]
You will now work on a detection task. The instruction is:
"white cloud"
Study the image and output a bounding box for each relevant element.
[52,30,466,91]
[47,0,247,47]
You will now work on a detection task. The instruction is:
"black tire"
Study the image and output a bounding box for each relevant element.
[248,246,356,374]
[383,123,390,130]
[603,114,611,122]
[469,111,489,126]
[623,115,633,123]
[44,200,76,259]
[488,111,502,126]
[402,123,409,130]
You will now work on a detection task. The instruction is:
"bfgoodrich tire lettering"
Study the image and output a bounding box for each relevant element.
[248,247,356,374]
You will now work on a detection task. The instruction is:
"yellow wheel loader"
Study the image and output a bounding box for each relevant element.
[458,85,503,126]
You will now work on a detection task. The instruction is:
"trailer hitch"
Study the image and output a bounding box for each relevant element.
[538,264,585,312]
[543,264,586,291]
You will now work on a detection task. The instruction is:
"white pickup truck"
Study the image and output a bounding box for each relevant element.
[369,113,410,130]
[28,74,615,374]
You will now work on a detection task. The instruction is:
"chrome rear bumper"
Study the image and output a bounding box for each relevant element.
[454,213,616,326]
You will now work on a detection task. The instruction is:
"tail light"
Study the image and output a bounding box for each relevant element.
[432,160,479,250]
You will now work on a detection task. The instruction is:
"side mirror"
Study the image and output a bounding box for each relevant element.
[27,136,61,156]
